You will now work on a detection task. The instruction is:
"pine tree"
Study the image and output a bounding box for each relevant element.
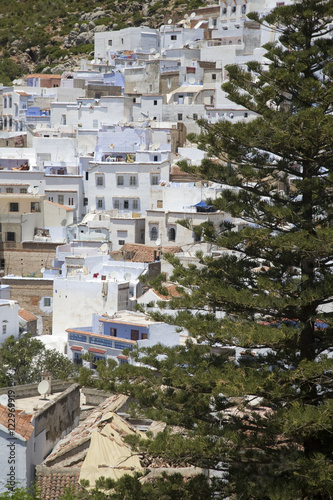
[87,2,333,498]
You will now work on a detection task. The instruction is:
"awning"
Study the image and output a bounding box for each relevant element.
[70,345,83,351]
[88,347,106,354]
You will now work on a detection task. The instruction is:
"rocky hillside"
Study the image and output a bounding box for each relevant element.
[0,0,206,84]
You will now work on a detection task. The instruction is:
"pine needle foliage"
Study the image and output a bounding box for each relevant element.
[77,2,333,498]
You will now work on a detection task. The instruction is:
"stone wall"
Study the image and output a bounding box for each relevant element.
[0,380,73,398]
[1,276,54,334]
[0,241,58,277]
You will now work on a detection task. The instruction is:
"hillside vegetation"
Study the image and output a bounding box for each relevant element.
[0,0,206,85]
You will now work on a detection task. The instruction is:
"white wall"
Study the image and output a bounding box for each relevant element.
[0,300,19,342]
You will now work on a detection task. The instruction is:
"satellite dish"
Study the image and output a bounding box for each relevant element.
[154,142,161,150]
[32,186,39,195]
[184,13,188,19]
[60,219,67,226]
[190,12,196,18]
[189,76,196,84]
[168,19,172,25]
[27,186,33,194]
[155,238,161,246]
[0,395,8,406]
[100,243,108,253]
[169,43,174,49]
[40,267,45,274]
[38,380,49,400]
[155,52,161,58]
[150,48,156,53]
[124,272,132,280]
[140,144,145,150]
[133,87,137,92]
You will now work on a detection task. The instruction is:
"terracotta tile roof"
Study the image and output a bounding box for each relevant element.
[110,243,181,263]
[70,346,83,351]
[19,309,38,322]
[27,74,62,79]
[117,355,129,360]
[45,200,74,211]
[36,469,82,500]
[0,404,33,440]
[170,165,201,181]
[88,347,106,354]
[151,284,182,300]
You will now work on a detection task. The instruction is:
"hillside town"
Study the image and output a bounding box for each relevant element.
[0,0,329,498]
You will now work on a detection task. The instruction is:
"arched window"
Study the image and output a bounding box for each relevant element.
[150,227,158,240]
[168,227,176,241]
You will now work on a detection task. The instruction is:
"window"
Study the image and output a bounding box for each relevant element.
[114,199,120,209]
[132,199,139,210]
[117,176,124,186]
[193,113,198,120]
[96,176,104,186]
[110,328,117,337]
[73,353,82,365]
[178,113,183,121]
[2,324,6,335]
[97,198,104,209]
[154,155,158,162]
[149,84,153,92]
[129,176,137,186]
[171,35,177,40]
[58,195,64,205]
[31,202,40,212]
[83,197,88,206]
[6,232,15,242]
[85,172,89,181]
[157,200,163,208]
[154,100,157,105]
[167,78,171,89]
[150,227,158,240]
[124,200,129,209]
[231,5,236,13]
[212,73,216,80]
[68,198,74,205]
[131,329,139,341]
[44,297,51,307]
[241,4,247,14]
[118,240,125,245]
[0,259,4,270]
[168,227,176,241]
[9,203,18,212]
[222,7,227,14]
[121,38,124,44]
[151,175,159,185]
[62,114,66,125]
[133,97,136,103]
[141,333,148,340]
[20,188,27,193]
[109,39,113,46]
[3,97,7,108]
[48,196,53,202]
[244,112,248,118]
[6,188,13,193]
[193,231,201,242]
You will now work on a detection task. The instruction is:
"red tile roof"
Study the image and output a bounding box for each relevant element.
[117,355,129,360]
[0,404,33,440]
[27,74,62,79]
[88,347,106,354]
[70,346,83,351]
[36,470,82,500]
[110,243,181,263]
[45,200,74,211]
[151,284,182,300]
[19,309,38,322]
